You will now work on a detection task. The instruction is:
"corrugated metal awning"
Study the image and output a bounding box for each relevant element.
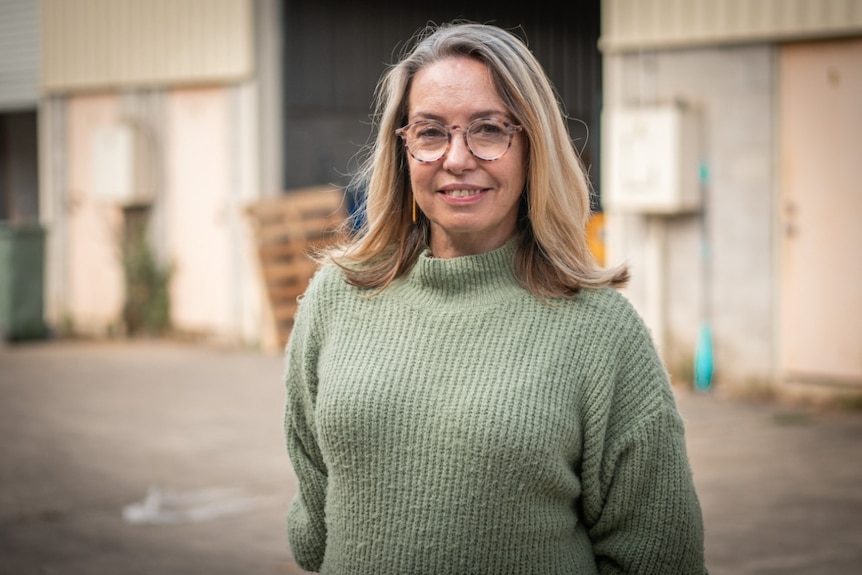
[0,0,40,110]
[40,0,254,92]
[600,0,862,53]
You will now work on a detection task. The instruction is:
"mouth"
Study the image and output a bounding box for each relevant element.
[440,188,486,198]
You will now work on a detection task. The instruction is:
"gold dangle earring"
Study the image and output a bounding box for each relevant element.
[412,196,418,224]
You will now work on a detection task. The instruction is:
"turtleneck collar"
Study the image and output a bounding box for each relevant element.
[388,236,525,308]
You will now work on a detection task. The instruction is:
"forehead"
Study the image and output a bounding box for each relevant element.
[408,57,506,118]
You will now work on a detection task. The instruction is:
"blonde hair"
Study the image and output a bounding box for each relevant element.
[325,21,628,297]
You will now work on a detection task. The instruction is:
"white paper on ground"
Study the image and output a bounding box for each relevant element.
[122,485,267,524]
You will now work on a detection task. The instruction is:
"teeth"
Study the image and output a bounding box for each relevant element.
[444,189,480,198]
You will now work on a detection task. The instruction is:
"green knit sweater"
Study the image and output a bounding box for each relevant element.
[284,240,707,574]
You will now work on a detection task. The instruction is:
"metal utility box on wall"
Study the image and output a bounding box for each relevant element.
[91,123,153,206]
[601,105,701,214]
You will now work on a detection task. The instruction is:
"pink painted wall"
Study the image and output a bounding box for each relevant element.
[165,87,233,337]
[61,87,245,340]
[66,94,125,333]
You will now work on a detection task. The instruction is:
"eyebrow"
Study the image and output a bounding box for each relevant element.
[410,110,511,123]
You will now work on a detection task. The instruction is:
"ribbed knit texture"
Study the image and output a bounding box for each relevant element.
[284,239,707,575]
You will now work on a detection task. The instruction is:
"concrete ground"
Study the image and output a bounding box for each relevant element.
[1,339,861,575]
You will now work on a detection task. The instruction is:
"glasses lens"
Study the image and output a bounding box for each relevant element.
[466,119,512,160]
[399,119,517,162]
[405,122,449,162]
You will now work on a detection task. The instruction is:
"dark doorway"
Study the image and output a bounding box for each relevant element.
[281,1,602,206]
[0,110,39,222]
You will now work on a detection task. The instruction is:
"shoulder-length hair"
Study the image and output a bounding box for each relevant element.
[323,21,628,297]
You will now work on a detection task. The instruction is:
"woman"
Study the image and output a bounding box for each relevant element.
[284,22,708,574]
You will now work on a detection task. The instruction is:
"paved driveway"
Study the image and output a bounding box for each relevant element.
[1,340,861,574]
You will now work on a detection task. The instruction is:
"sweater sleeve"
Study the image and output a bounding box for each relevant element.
[579,296,708,575]
[284,271,330,572]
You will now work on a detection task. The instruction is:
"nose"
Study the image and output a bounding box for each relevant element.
[442,130,477,173]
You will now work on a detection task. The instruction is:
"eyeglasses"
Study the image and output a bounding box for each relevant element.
[395,118,523,163]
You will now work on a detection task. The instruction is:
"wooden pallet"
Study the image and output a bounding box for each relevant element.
[246,186,348,347]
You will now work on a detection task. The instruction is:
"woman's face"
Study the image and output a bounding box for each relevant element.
[404,56,527,259]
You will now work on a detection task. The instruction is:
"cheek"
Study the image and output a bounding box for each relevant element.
[407,162,435,196]
[513,147,529,188]
[501,154,528,195]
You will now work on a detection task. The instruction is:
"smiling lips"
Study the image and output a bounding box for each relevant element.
[441,188,486,198]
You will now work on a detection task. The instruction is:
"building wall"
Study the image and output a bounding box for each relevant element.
[164,86,263,344]
[164,88,232,337]
[0,111,39,221]
[778,38,862,390]
[41,0,253,91]
[65,94,125,333]
[46,85,264,343]
[0,0,40,110]
[0,0,41,222]
[281,1,603,192]
[603,45,776,387]
[601,0,862,51]
[37,0,270,345]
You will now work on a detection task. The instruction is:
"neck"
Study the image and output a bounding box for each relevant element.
[428,227,517,259]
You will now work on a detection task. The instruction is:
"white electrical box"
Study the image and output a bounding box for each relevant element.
[601,105,701,214]
[91,123,152,206]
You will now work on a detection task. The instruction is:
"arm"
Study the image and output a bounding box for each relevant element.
[284,277,329,572]
[586,406,707,574]
[579,298,708,574]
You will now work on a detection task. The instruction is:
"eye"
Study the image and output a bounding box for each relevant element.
[471,120,506,137]
[410,122,444,138]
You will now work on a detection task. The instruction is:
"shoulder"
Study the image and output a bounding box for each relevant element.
[300,262,348,301]
[299,261,366,309]
[574,299,686,490]
[568,288,674,414]
[579,287,661,364]
[574,285,635,314]
[524,287,650,353]
[569,287,649,342]
[290,263,354,335]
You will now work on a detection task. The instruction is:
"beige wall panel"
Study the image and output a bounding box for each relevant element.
[42,0,253,91]
[602,0,862,51]
[66,94,125,333]
[165,87,231,337]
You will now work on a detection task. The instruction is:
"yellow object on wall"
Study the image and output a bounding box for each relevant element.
[587,212,606,266]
